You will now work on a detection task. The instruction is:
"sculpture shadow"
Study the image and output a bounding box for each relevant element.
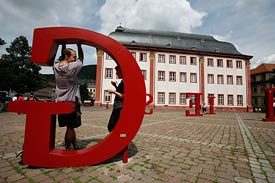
[24,138,138,168]
[77,138,138,165]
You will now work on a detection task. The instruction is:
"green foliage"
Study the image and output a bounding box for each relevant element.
[41,74,56,83]
[270,73,275,85]
[78,65,97,102]
[78,65,97,80]
[79,83,90,101]
[0,36,47,93]
[0,38,6,46]
[42,65,97,83]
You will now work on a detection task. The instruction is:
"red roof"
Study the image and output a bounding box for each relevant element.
[250,63,275,75]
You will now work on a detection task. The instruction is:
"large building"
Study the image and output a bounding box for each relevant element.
[250,63,275,111]
[95,26,253,111]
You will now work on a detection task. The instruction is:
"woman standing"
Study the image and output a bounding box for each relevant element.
[107,65,124,132]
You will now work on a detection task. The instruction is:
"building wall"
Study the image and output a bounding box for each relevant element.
[251,71,275,111]
[204,56,247,108]
[97,49,250,111]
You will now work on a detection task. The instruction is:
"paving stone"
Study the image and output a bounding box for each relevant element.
[254,178,269,183]
[234,176,253,183]
[6,173,25,182]
[252,172,266,180]
[0,109,275,183]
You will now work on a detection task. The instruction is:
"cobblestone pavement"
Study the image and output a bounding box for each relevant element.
[0,107,275,183]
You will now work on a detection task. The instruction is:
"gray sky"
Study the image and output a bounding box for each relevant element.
[1,0,275,74]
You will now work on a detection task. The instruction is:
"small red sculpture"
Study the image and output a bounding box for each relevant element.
[205,95,216,114]
[262,88,275,122]
[185,92,203,116]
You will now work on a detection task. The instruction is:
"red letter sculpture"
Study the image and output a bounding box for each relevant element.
[205,95,216,115]
[262,88,275,122]
[185,92,203,116]
[8,27,152,167]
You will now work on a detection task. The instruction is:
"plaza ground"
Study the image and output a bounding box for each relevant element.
[0,107,275,183]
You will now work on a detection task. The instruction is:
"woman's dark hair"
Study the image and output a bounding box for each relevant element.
[60,48,74,60]
[115,65,121,71]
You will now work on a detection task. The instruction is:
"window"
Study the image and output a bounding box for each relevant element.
[261,74,266,81]
[169,55,176,64]
[227,60,233,68]
[252,85,257,93]
[105,68,113,79]
[158,92,165,104]
[217,59,223,67]
[139,53,147,62]
[158,54,165,63]
[179,93,187,105]
[207,58,214,67]
[106,54,112,60]
[179,56,186,65]
[180,72,187,82]
[236,60,242,69]
[208,74,214,84]
[236,76,243,85]
[190,73,197,83]
[217,75,224,84]
[141,70,147,80]
[131,52,136,59]
[218,94,224,105]
[253,97,258,105]
[252,76,256,82]
[227,95,234,106]
[227,75,233,85]
[158,71,165,81]
[237,95,243,106]
[191,94,196,104]
[104,90,111,102]
[190,57,197,65]
[169,72,176,82]
[169,93,176,104]
[261,84,266,93]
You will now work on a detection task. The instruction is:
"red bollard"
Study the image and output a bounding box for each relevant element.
[262,88,275,122]
[185,93,203,116]
[205,96,216,115]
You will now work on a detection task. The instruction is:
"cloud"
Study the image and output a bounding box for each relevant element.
[251,54,275,69]
[0,0,103,74]
[190,0,275,69]
[0,0,101,43]
[212,31,233,42]
[1,0,275,74]
[99,0,207,34]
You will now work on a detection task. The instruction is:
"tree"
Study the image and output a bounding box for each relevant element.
[0,36,46,93]
[0,38,6,46]
[79,83,90,102]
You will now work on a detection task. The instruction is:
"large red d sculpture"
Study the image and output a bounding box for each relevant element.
[8,27,152,167]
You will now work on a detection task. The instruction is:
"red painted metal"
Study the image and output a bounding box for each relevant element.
[185,93,203,116]
[205,96,216,115]
[8,27,153,167]
[145,93,153,114]
[262,88,275,122]
[122,146,129,163]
